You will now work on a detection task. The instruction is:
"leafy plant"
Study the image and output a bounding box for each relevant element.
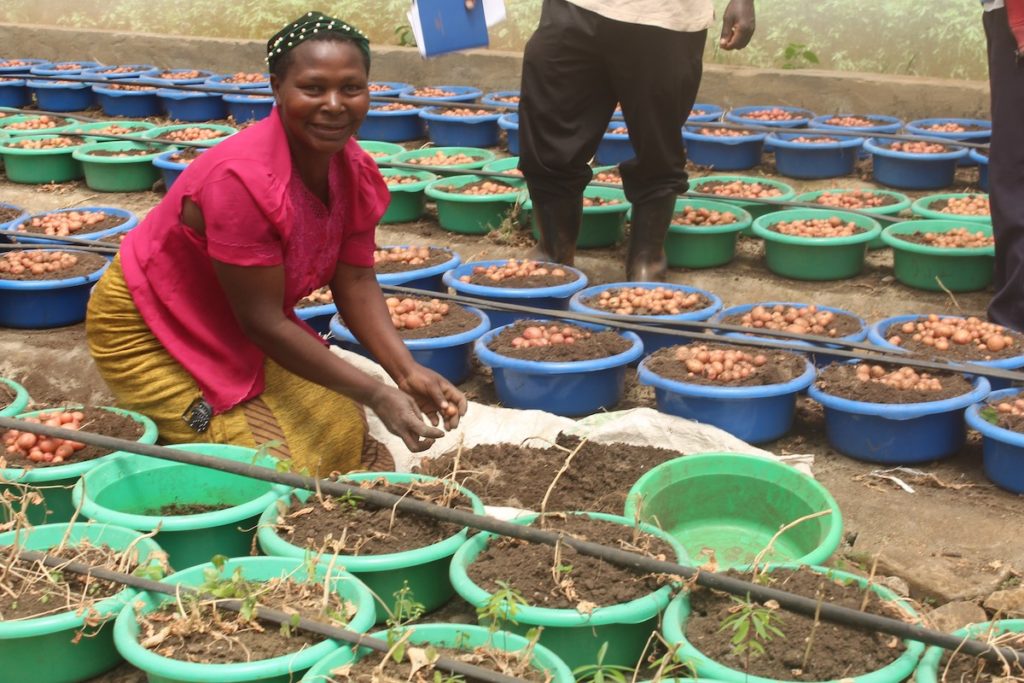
[979,406,1001,425]
[476,580,529,633]
[719,594,786,671]
[779,42,820,69]
[572,642,635,683]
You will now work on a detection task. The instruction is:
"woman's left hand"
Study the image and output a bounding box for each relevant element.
[396,365,468,430]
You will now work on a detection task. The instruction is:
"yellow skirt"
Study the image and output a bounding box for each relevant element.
[85,256,383,476]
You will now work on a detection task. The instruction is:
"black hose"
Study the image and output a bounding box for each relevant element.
[0,417,1019,664]
[378,284,1024,383]
[13,549,527,683]
[0,243,119,255]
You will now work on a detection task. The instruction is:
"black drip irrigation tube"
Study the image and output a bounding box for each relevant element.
[12,549,526,683]
[378,283,1024,384]
[0,417,1021,665]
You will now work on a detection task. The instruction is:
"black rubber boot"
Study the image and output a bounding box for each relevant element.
[529,196,583,266]
[626,194,678,282]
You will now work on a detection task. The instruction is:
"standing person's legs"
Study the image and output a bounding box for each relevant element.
[605,22,706,280]
[519,0,619,265]
[985,8,1024,330]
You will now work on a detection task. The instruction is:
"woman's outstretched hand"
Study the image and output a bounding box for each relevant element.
[397,364,468,430]
[365,365,467,452]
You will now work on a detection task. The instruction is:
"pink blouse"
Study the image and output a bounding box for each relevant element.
[119,109,390,413]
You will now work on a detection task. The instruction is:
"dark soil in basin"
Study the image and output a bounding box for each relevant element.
[145,502,232,516]
[17,212,128,236]
[0,206,22,223]
[1,541,140,620]
[721,311,863,339]
[465,268,579,289]
[815,363,974,403]
[415,434,682,513]
[644,345,807,388]
[894,231,991,247]
[0,251,108,282]
[168,148,202,164]
[375,247,451,274]
[272,477,473,556]
[86,148,162,158]
[695,180,783,198]
[0,382,15,412]
[2,407,145,469]
[344,642,546,683]
[137,574,355,665]
[684,567,909,681]
[437,179,519,195]
[882,321,1024,362]
[766,224,868,237]
[933,631,1024,681]
[487,320,631,362]
[466,514,675,610]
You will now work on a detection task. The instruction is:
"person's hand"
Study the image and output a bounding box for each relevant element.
[366,384,445,452]
[465,0,476,9]
[396,364,468,430]
[720,0,756,51]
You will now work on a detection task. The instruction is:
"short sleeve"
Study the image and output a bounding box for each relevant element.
[193,164,287,267]
[337,146,391,268]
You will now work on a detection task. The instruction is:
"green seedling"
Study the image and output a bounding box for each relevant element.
[719,593,786,672]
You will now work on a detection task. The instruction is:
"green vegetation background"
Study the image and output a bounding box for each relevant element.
[4,0,987,80]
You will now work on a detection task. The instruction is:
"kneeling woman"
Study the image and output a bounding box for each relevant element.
[86,13,465,475]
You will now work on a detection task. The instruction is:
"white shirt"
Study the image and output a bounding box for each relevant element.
[566,0,716,32]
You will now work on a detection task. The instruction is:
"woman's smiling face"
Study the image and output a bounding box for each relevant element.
[271,39,370,157]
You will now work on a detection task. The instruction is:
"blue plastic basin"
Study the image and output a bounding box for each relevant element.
[0,78,29,108]
[442,260,589,328]
[809,373,990,464]
[153,148,204,190]
[868,313,1024,390]
[714,301,868,367]
[569,282,722,355]
[27,79,96,112]
[0,58,49,74]
[475,320,644,416]
[768,132,864,179]
[143,69,214,85]
[687,104,724,123]
[725,105,815,128]
[864,137,968,190]
[481,90,521,109]
[810,113,903,135]
[359,102,425,142]
[406,84,482,104]
[368,80,414,97]
[203,73,270,90]
[498,112,520,155]
[377,246,462,292]
[7,206,139,245]
[0,250,110,328]
[596,122,635,165]
[81,64,159,80]
[0,201,29,236]
[330,306,490,384]
[971,149,989,191]
[682,126,765,171]
[29,61,100,76]
[638,351,816,443]
[420,106,501,148]
[223,90,274,123]
[965,388,1024,493]
[154,88,227,122]
[92,84,162,118]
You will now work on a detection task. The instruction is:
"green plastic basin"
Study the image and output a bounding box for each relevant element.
[662,564,924,683]
[915,619,1024,683]
[0,376,30,417]
[794,189,911,250]
[66,120,157,143]
[666,197,753,269]
[357,139,405,163]
[525,186,630,248]
[911,192,991,224]
[379,168,438,223]
[72,141,165,192]
[72,443,290,570]
[751,208,882,280]
[1,406,159,526]
[0,522,166,683]
[300,623,575,682]
[258,472,485,623]
[425,174,525,235]
[0,134,85,184]
[624,453,842,569]
[880,219,994,292]
[113,555,377,683]
[389,146,496,171]
[143,123,238,147]
[481,155,523,177]
[449,511,688,672]
[0,115,80,137]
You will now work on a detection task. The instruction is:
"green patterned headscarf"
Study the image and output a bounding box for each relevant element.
[267,11,371,74]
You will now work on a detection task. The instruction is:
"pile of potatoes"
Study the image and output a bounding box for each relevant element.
[699,180,782,199]
[5,115,66,131]
[739,108,801,121]
[386,296,451,330]
[916,227,993,249]
[405,151,480,166]
[222,72,268,84]
[410,87,455,98]
[5,137,81,150]
[823,116,875,127]
[671,344,769,382]
[854,364,943,392]
[26,210,108,236]
[813,190,891,209]
[2,411,88,464]
[374,246,433,266]
[889,141,948,154]
[376,102,417,111]
[672,205,739,226]
[459,259,568,283]
[993,395,1024,417]
[443,180,517,196]
[437,108,492,117]
[510,324,589,349]
[937,194,989,216]
[739,304,843,337]
[592,286,703,316]
[0,251,81,276]
[887,315,1015,354]
[770,216,861,238]
[790,136,840,144]
[163,127,229,142]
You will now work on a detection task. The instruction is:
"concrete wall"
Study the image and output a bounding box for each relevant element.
[0,22,990,120]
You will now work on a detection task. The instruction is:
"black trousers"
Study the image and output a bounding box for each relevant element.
[985,8,1024,330]
[518,0,706,206]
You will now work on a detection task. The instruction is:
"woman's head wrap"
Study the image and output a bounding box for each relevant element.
[266,11,371,74]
